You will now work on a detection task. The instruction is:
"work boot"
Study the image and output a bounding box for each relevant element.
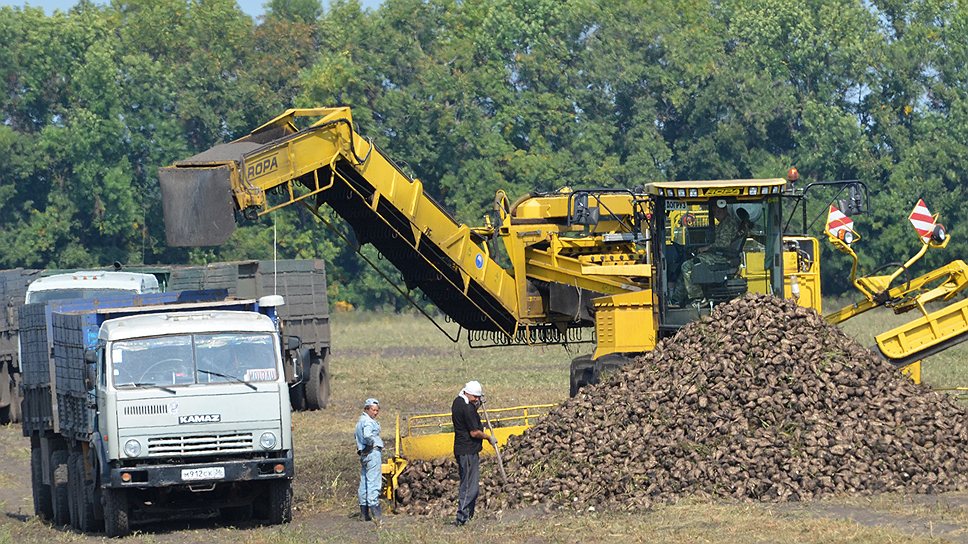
[360,505,371,522]
[370,503,383,527]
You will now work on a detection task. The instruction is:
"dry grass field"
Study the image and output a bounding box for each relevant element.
[0,304,963,543]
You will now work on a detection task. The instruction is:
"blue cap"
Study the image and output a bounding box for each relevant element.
[364,398,380,408]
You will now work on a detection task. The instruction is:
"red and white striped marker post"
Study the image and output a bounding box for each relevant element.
[908,199,936,243]
[825,205,855,243]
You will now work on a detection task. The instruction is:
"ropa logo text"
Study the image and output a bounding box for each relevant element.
[704,188,742,196]
[178,414,221,424]
[246,156,279,180]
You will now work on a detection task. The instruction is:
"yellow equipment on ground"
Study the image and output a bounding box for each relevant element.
[158,106,966,394]
[379,404,554,503]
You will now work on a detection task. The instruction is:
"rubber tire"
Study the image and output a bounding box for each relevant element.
[8,375,20,424]
[289,382,306,411]
[67,452,80,529]
[69,453,97,532]
[103,488,130,538]
[30,446,53,520]
[266,480,293,525]
[305,352,330,410]
[221,504,253,524]
[49,450,69,526]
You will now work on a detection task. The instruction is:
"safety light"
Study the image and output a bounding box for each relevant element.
[274,464,285,474]
[688,189,698,197]
[121,472,132,482]
[749,187,759,196]
[676,189,686,197]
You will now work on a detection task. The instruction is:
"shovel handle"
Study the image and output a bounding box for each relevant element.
[480,404,507,483]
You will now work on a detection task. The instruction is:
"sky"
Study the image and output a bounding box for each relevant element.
[0,0,381,18]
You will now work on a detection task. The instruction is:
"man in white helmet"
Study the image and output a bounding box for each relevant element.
[450,380,496,526]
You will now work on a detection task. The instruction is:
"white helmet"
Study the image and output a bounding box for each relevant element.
[463,380,483,397]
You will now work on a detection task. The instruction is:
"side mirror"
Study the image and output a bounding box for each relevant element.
[571,194,601,227]
[84,350,97,389]
[287,336,302,350]
[838,183,867,215]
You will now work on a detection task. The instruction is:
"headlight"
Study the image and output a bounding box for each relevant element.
[260,432,277,450]
[123,439,142,457]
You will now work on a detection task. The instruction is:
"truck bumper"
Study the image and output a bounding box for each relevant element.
[108,451,293,489]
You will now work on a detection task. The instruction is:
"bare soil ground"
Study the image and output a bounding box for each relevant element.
[0,311,963,543]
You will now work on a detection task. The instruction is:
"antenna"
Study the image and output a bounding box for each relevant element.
[273,217,278,295]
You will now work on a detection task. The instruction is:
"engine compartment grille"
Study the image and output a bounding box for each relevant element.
[147,433,253,455]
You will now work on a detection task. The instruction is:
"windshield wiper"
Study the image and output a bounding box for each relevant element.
[120,382,177,395]
[198,369,257,391]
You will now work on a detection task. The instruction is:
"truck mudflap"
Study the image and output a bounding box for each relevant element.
[107,452,293,489]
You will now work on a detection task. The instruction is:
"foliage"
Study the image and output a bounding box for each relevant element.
[0,0,965,307]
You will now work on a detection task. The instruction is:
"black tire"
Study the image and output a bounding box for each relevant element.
[49,450,69,526]
[289,382,306,411]
[30,446,52,520]
[67,452,80,529]
[69,453,97,532]
[103,488,130,538]
[265,480,292,525]
[221,504,253,524]
[305,351,330,410]
[8,375,20,424]
[569,355,594,397]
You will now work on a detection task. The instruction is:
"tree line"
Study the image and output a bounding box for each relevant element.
[1,0,965,309]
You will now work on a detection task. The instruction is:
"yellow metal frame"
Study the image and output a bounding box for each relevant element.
[380,404,554,504]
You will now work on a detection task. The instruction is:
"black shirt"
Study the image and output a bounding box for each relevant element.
[451,395,483,456]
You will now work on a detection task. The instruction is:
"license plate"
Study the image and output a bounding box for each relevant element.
[181,466,225,481]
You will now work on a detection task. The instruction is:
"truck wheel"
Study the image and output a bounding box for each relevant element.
[266,480,292,525]
[8,374,21,424]
[289,382,306,411]
[305,352,330,410]
[67,452,80,529]
[103,488,130,538]
[69,453,97,532]
[49,450,69,526]
[30,446,52,520]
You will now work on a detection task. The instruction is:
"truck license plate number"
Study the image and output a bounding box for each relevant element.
[181,467,225,481]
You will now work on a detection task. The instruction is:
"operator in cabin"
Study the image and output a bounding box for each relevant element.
[673,199,751,306]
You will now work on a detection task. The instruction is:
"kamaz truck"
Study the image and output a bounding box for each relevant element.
[0,259,331,423]
[22,290,295,536]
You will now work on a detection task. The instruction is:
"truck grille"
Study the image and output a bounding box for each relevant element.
[147,433,253,455]
[124,404,169,416]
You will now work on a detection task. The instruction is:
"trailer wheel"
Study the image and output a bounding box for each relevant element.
[49,450,69,526]
[103,488,130,538]
[265,480,292,525]
[69,452,97,532]
[305,351,330,410]
[30,446,52,520]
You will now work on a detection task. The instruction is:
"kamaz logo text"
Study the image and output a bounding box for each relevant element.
[246,156,278,180]
[178,414,221,424]
[704,188,742,196]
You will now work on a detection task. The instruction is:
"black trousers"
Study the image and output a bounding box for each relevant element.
[456,453,480,524]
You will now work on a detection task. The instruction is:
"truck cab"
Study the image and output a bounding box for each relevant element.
[25,271,160,304]
[92,304,294,535]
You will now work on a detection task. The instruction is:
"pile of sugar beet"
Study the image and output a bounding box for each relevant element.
[393,294,968,515]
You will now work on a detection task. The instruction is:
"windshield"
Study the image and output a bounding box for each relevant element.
[659,196,782,327]
[27,288,139,304]
[110,333,278,388]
